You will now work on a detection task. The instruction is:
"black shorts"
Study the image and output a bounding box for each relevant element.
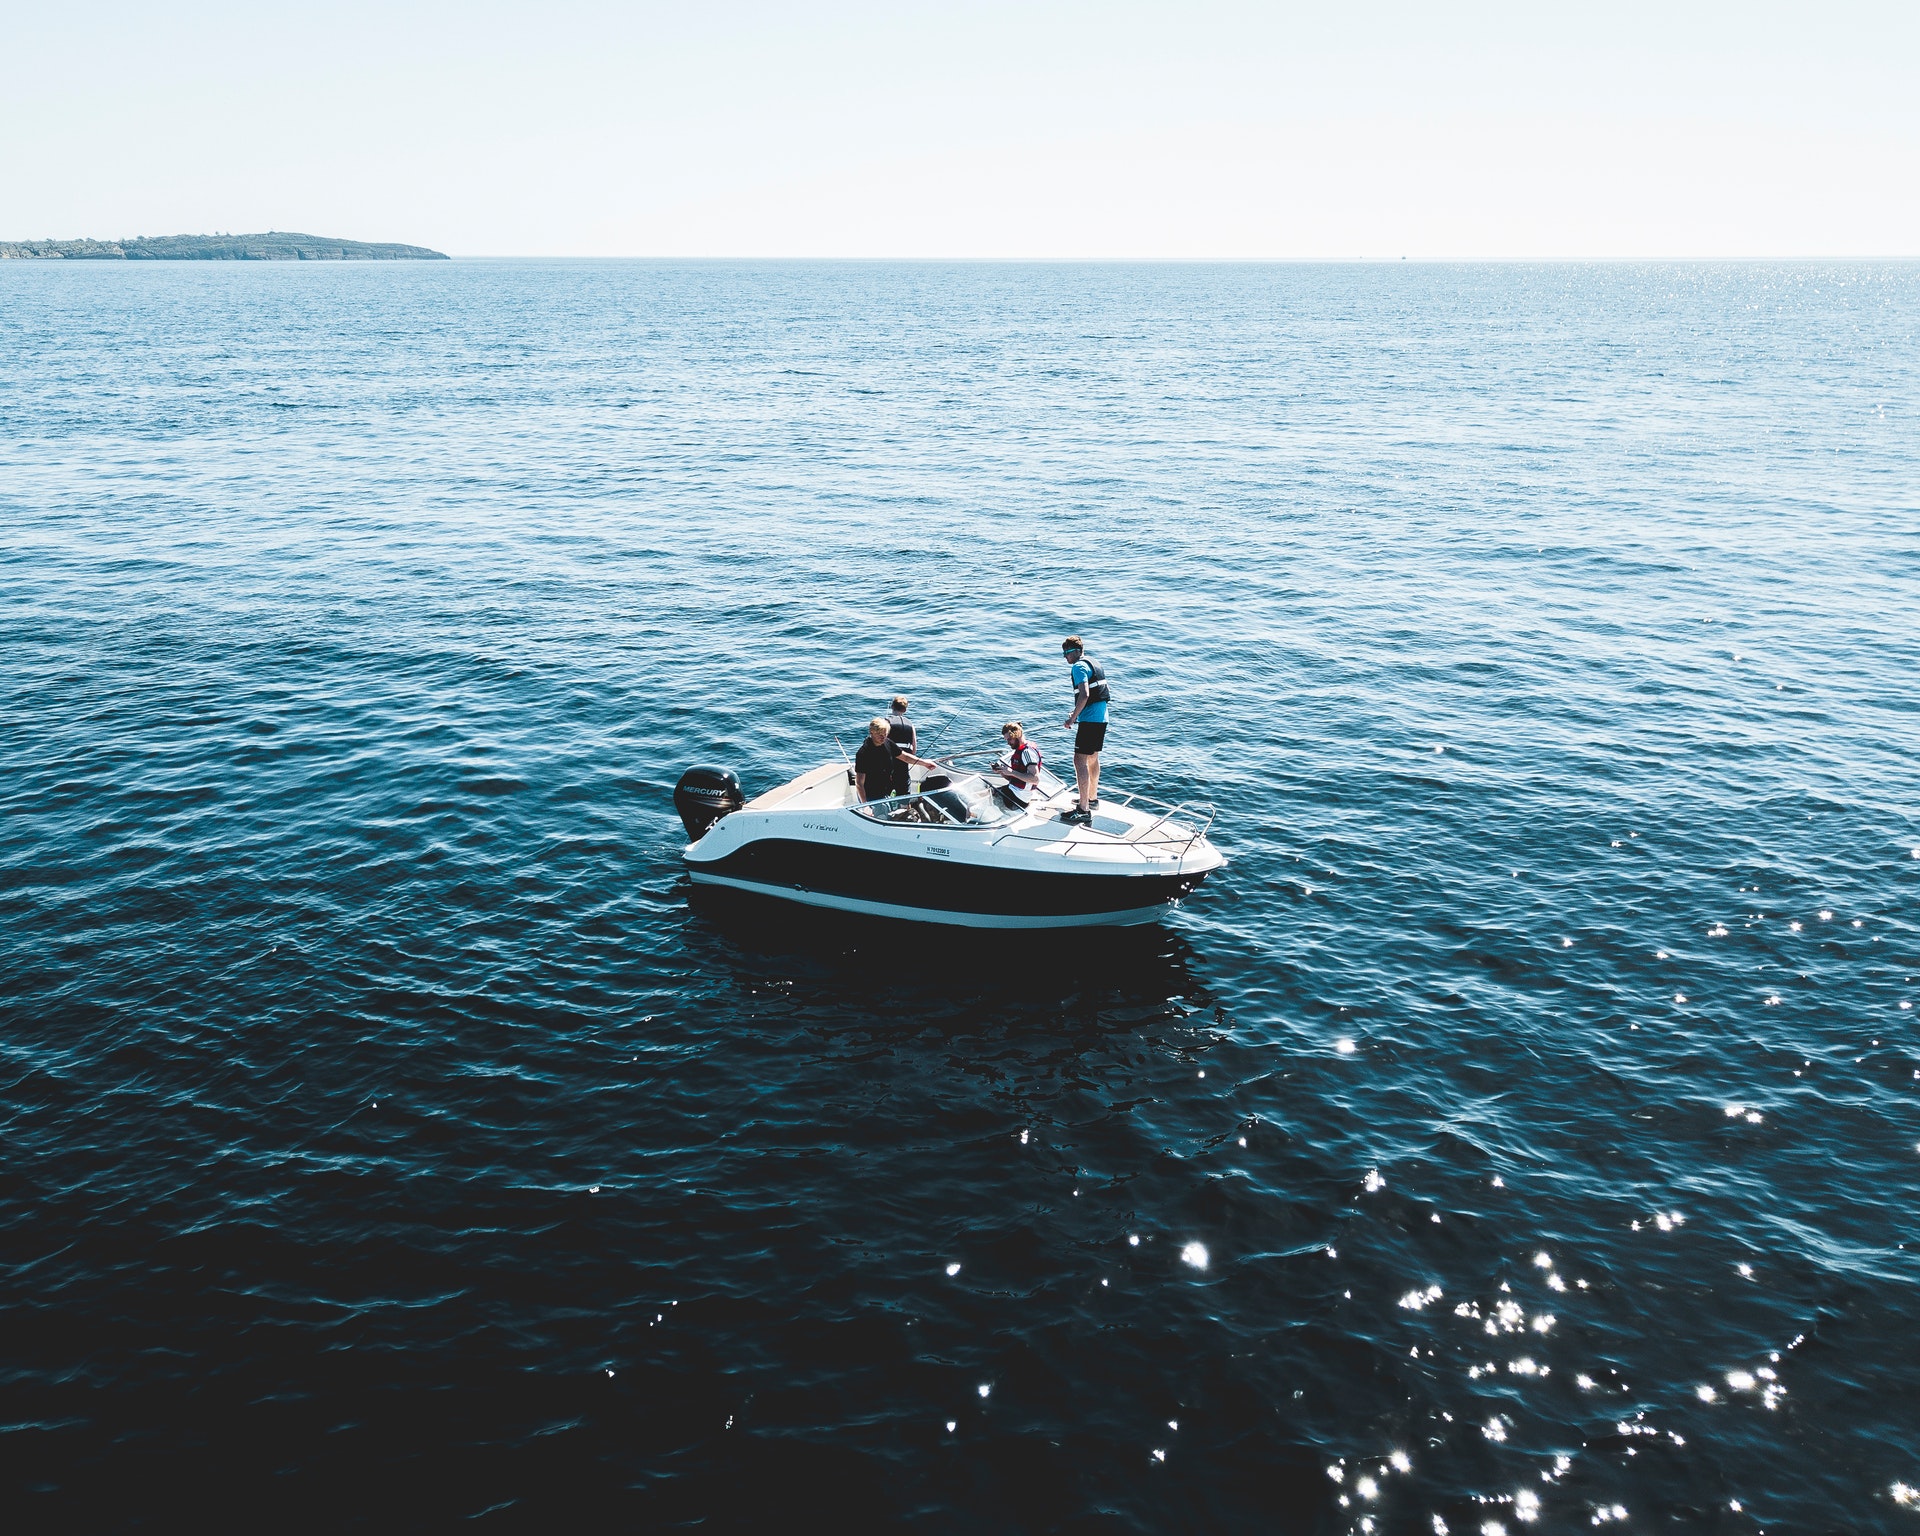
[1074,720,1107,754]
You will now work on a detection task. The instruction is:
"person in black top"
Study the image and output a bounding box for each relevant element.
[885,695,917,797]
[854,716,933,803]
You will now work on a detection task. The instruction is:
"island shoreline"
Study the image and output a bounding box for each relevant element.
[0,232,447,261]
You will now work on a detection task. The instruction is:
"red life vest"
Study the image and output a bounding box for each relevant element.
[1007,740,1042,789]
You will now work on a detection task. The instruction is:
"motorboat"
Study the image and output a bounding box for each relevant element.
[673,747,1224,928]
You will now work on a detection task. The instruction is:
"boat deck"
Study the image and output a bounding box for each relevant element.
[732,758,1217,869]
[740,762,854,813]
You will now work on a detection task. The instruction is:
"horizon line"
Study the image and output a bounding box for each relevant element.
[438,252,1920,263]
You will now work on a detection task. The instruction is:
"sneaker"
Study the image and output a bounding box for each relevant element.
[1061,808,1091,825]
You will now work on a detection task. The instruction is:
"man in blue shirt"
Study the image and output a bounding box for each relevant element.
[1060,636,1109,825]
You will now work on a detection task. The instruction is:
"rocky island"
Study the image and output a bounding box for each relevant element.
[0,232,447,260]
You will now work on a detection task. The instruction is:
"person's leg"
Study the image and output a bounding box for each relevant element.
[1087,751,1101,808]
[1074,752,1092,810]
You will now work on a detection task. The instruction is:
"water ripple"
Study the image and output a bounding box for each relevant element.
[2,259,1918,1529]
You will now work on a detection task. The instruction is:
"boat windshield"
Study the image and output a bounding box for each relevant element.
[928,775,1012,825]
[857,774,1013,827]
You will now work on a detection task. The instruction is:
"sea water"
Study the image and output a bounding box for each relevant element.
[2,259,1917,1529]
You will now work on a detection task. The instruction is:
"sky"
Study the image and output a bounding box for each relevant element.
[4,1,1916,258]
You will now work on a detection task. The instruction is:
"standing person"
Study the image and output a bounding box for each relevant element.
[854,717,932,803]
[994,721,1044,809]
[885,695,917,797]
[1060,636,1109,824]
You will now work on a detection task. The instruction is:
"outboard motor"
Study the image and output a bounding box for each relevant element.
[674,766,743,841]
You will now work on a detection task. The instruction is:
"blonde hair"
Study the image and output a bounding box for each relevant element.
[869,716,891,736]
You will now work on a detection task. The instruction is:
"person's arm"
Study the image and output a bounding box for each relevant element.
[1065,678,1090,728]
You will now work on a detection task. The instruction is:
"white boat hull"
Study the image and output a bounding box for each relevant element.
[681,759,1224,931]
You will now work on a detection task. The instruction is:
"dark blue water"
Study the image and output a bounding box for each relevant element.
[3,260,1917,1531]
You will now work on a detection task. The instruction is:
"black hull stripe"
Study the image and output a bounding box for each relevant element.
[689,875,1170,928]
[687,838,1205,917]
